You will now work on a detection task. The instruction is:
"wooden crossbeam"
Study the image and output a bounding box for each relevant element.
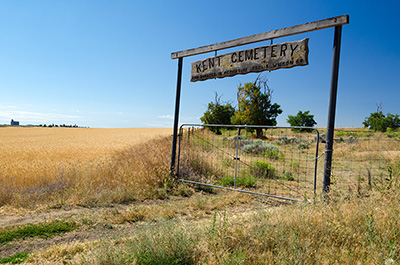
[171,15,349,59]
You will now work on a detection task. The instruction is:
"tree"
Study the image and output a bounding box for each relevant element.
[363,111,387,132]
[363,112,400,132]
[286,110,317,132]
[363,101,400,132]
[363,102,400,132]
[200,92,235,134]
[231,76,282,138]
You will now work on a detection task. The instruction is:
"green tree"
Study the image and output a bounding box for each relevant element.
[363,111,387,132]
[231,77,282,138]
[286,110,317,132]
[200,93,235,134]
[363,112,400,132]
[385,113,400,130]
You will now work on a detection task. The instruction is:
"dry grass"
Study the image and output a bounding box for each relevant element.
[27,189,400,264]
[2,127,400,264]
[325,130,400,195]
[0,127,172,209]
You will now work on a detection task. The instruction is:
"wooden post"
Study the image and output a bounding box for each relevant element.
[323,25,343,194]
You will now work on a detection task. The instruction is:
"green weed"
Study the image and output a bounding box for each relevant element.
[0,220,78,244]
[0,252,29,264]
[283,172,295,181]
[218,175,256,188]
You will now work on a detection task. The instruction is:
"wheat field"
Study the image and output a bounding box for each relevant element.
[0,127,172,209]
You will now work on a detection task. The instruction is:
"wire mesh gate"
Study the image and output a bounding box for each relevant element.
[176,124,320,202]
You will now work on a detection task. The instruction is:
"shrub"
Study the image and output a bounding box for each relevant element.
[224,135,252,149]
[346,135,359,144]
[242,140,280,159]
[283,172,295,181]
[218,175,256,188]
[297,143,309,150]
[249,161,276,179]
[276,137,310,147]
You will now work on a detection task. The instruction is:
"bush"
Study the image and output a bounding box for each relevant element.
[218,175,256,188]
[242,140,280,159]
[249,161,276,179]
[297,143,309,150]
[283,172,295,181]
[223,135,252,149]
[276,137,310,146]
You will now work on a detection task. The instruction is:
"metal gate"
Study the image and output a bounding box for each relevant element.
[176,124,320,202]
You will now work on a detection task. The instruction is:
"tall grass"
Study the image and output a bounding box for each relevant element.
[74,220,201,265]
[64,188,400,264]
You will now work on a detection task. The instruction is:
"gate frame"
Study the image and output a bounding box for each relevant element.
[177,124,321,202]
[170,15,349,195]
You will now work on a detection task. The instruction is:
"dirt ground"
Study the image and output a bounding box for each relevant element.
[0,192,285,260]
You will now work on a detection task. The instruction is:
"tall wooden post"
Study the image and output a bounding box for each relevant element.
[170,57,183,177]
[323,25,342,194]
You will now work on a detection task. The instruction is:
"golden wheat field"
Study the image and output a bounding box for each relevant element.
[0,127,172,163]
[0,127,172,209]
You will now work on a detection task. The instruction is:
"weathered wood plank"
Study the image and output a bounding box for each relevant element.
[171,15,348,59]
[190,39,309,82]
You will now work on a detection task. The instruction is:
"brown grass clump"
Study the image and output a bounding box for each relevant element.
[0,127,172,209]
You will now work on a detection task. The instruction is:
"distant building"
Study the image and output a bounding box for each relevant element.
[11,119,19,126]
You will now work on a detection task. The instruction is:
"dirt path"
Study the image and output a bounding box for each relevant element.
[0,207,94,229]
[0,192,284,261]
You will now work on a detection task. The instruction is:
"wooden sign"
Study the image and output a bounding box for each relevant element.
[191,38,309,82]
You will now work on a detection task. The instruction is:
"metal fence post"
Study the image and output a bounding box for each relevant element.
[323,25,342,194]
[234,128,241,189]
[170,57,183,178]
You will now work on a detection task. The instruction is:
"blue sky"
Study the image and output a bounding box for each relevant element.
[0,0,399,128]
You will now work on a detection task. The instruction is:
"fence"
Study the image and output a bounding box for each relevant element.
[177,124,320,202]
[328,128,400,196]
[176,125,400,202]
